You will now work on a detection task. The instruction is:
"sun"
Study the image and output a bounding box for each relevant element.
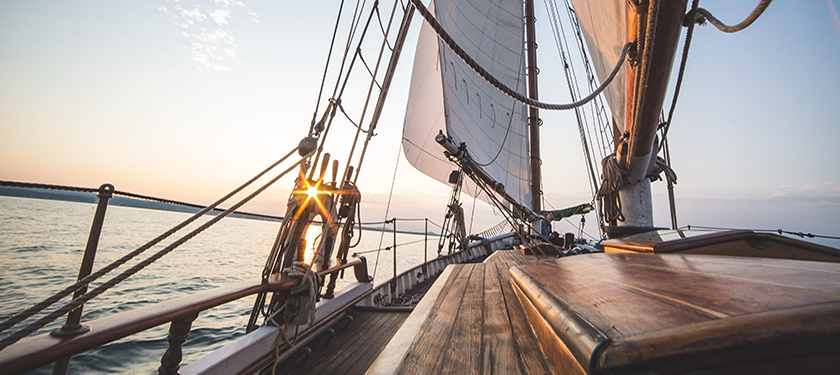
[305,184,321,199]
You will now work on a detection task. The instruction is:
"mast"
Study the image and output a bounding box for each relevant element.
[525,0,542,214]
[617,0,687,228]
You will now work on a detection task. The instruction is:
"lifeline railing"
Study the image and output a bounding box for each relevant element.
[0,257,371,375]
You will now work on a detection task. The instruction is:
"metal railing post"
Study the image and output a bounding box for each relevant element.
[52,183,114,375]
[424,219,428,272]
[393,218,397,280]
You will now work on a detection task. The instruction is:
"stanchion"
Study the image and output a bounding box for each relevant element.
[52,183,114,375]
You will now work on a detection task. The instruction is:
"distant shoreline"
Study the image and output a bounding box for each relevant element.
[0,186,437,236]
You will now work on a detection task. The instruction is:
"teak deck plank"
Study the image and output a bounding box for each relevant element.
[441,264,484,375]
[481,261,520,375]
[371,249,548,375]
[287,309,409,375]
[398,264,475,374]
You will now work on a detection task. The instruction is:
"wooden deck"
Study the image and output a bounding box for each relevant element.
[276,309,410,375]
[368,249,551,374]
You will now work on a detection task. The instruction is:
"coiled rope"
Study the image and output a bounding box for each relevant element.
[407,0,633,111]
[595,154,626,224]
[696,0,773,33]
[283,262,319,326]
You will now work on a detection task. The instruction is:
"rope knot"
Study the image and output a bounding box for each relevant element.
[283,262,320,326]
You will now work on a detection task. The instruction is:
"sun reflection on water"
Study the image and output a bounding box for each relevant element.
[302,224,322,265]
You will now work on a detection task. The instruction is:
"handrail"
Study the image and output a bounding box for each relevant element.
[235,248,478,374]
[0,258,369,374]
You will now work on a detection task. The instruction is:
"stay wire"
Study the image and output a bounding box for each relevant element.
[342,0,402,182]
[353,238,427,255]
[0,147,301,337]
[680,225,840,240]
[660,0,699,151]
[309,0,372,177]
[373,142,403,280]
[310,0,348,135]
[0,149,315,351]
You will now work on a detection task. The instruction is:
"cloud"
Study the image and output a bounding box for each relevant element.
[209,9,230,25]
[757,182,840,199]
[159,0,257,71]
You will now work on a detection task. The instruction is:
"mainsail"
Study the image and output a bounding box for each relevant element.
[569,0,627,134]
[402,0,531,209]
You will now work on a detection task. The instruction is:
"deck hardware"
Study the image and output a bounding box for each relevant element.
[51,183,113,375]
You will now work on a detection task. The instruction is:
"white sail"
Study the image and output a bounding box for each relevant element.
[402,0,531,208]
[569,0,627,132]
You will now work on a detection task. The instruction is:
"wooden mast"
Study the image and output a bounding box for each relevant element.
[618,0,687,228]
[525,0,542,214]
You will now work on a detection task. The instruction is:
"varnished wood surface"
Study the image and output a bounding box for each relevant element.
[281,309,410,375]
[390,249,551,375]
[511,253,840,373]
[601,229,840,262]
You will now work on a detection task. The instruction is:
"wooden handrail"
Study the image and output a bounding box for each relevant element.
[0,258,369,374]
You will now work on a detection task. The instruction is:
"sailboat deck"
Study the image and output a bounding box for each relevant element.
[368,249,551,374]
[279,309,410,375]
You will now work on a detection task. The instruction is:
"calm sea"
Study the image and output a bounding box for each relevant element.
[0,196,435,374]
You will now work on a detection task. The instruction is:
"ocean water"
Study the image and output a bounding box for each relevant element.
[0,196,435,374]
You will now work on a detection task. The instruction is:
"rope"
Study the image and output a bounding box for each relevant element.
[407,0,633,111]
[629,0,660,160]
[595,153,626,224]
[283,262,319,326]
[309,0,348,135]
[696,0,773,33]
[0,180,284,221]
[0,150,312,351]
[373,142,403,279]
[682,225,840,241]
[660,0,700,151]
[0,148,300,337]
[352,238,427,255]
[473,220,512,239]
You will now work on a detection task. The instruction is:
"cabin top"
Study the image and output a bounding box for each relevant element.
[600,229,840,263]
[511,253,840,374]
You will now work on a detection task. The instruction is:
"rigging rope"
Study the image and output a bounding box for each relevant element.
[696,0,773,33]
[659,0,699,151]
[0,180,283,221]
[596,153,626,224]
[682,225,840,241]
[0,149,313,351]
[372,142,403,280]
[0,148,301,337]
[352,238,428,255]
[661,0,772,149]
[545,0,611,238]
[407,0,633,111]
[309,0,348,135]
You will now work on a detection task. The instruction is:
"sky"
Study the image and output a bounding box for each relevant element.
[1,0,838,247]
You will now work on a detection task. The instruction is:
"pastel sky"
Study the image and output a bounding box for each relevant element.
[1,0,838,246]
